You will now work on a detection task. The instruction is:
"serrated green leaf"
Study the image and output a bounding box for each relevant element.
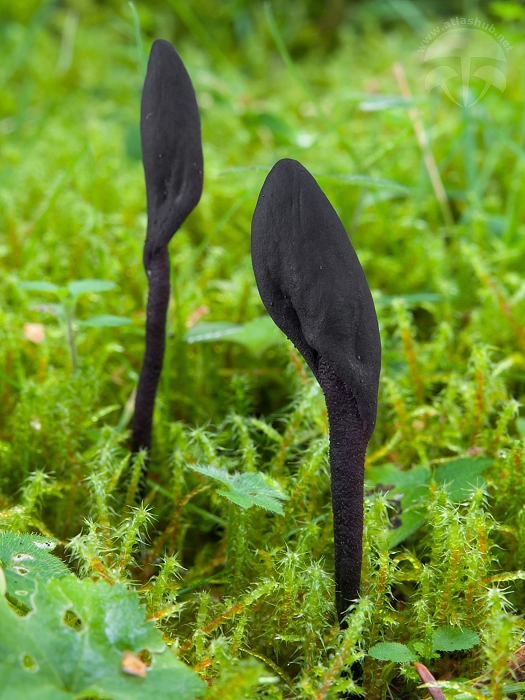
[432,626,480,652]
[434,457,492,501]
[368,642,417,662]
[191,465,287,514]
[191,464,234,489]
[0,532,70,610]
[0,576,205,700]
[18,281,60,293]
[79,315,132,328]
[67,279,116,296]
[217,489,255,509]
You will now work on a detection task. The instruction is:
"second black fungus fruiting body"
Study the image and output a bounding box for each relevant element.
[251,158,381,623]
[132,40,204,457]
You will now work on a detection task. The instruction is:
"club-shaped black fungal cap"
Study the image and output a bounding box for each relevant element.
[132,40,203,463]
[251,158,381,623]
[251,158,381,435]
[141,39,204,265]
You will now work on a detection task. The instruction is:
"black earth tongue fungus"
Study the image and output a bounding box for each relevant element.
[251,158,381,626]
[132,40,204,473]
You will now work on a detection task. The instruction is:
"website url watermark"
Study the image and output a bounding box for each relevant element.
[418,17,512,107]
[418,17,513,54]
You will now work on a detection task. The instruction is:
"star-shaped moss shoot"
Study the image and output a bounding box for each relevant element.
[132,40,203,461]
[251,159,381,624]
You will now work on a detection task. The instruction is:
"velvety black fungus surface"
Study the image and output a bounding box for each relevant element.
[141,39,204,264]
[132,40,203,457]
[251,158,381,622]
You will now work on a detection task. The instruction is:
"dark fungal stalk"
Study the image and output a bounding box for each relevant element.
[251,158,381,625]
[132,40,203,464]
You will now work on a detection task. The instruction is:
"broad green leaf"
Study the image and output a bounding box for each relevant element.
[432,626,480,652]
[369,458,492,547]
[79,315,132,328]
[191,465,288,515]
[67,279,116,296]
[18,281,60,293]
[367,463,430,509]
[368,642,417,663]
[0,576,205,700]
[434,457,492,501]
[227,316,285,354]
[184,317,284,354]
[388,508,427,549]
[367,466,430,547]
[184,322,242,343]
[0,532,70,610]
[367,464,430,504]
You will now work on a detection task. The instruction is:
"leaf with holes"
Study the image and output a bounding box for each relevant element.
[0,576,205,700]
[191,464,288,514]
[0,531,70,610]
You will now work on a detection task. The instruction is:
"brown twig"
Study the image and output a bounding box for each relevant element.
[392,62,454,229]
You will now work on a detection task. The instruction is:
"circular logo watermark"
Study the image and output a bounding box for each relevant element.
[418,18,512,107]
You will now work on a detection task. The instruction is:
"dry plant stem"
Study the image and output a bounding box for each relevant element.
[319,358,369,623]
[65,307,77,372]
[132,247,170,455]
[414,662,447,700]
[392,62,454,229]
